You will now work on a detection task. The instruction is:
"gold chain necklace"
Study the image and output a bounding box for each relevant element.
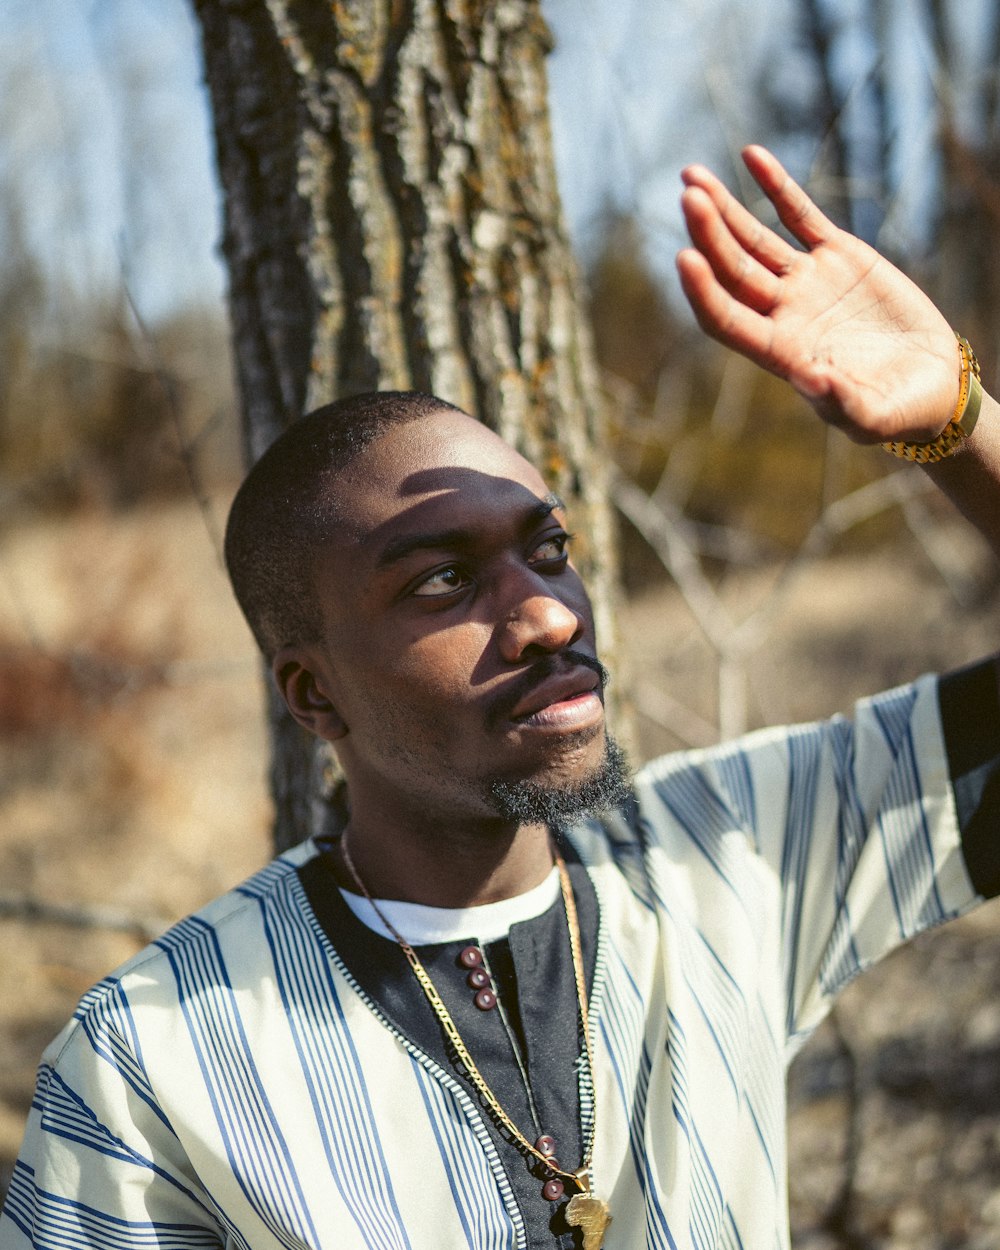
[339,833,613,1250]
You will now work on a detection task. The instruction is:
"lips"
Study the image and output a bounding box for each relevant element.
[485,650,608,733]
[508,667,601,724]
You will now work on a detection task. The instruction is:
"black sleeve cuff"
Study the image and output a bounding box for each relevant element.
[938,657,1000,899]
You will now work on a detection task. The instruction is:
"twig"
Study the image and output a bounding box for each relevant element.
[631,681,719,749]
[0,893,170,944]
[120,280,226,566]
[819,1007,873,1250]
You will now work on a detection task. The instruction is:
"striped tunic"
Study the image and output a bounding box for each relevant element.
[3,669,996,1250]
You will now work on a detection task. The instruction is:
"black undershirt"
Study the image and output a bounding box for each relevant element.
[298,843,599,1249]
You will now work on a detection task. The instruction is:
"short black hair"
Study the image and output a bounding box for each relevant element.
[224,391,466,659]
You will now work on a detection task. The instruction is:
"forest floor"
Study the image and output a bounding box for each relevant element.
[2,491,999,1246]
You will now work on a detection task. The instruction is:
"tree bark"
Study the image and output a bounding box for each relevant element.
[191,0,620,851]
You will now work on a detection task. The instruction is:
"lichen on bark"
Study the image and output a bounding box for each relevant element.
[193,0,622,849]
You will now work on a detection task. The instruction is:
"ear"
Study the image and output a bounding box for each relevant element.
[271,646,348,742]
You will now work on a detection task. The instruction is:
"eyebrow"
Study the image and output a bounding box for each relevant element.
[374,492,566,570]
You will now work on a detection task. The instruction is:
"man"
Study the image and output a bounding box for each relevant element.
[3,149,999,1249]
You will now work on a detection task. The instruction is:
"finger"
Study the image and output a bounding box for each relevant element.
[681,162,794,274]
[741,145,833,250]
[676,248,780,373]
[680,186,782,314]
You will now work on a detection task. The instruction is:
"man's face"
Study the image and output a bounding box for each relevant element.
[283,410,613,828]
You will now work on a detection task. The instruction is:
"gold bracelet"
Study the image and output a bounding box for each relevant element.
[881,335,983,464]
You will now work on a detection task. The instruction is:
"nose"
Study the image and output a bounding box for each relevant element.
[496,570,586,663]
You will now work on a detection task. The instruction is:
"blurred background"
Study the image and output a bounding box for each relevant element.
[1,1,999,1244]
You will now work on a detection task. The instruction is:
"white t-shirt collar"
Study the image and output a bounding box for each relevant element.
[339,865,561,945]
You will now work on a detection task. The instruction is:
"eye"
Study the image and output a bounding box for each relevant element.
[528,532,572,565]
[410,565,470,597]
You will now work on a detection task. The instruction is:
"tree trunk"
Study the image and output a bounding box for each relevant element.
[191,0,621,852]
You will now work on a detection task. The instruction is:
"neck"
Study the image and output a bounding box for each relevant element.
[334,811,555,908]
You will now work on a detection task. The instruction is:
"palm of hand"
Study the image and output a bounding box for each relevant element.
[678,147,959,444]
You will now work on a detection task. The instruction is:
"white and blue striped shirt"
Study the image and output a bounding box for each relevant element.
[2,671,994,1249]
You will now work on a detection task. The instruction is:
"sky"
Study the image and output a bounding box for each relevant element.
[1,0,224,319]
[0,0,986,324]
[0,0,796,322]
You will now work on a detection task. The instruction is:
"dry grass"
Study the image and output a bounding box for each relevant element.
[0,496,270,1178]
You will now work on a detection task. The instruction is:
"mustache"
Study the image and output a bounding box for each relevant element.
[487,650,610,728]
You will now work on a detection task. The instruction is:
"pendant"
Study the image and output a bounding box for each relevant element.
[565,1190,612,1250]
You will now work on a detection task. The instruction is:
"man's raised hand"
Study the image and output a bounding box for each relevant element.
[676,145,960,445]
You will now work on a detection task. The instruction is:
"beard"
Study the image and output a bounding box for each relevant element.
[484,735,632,827]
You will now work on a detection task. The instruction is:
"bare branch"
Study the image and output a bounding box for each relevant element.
[0,893,170,944]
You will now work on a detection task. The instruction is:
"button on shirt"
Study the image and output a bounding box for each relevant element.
[300,852,599,1248]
